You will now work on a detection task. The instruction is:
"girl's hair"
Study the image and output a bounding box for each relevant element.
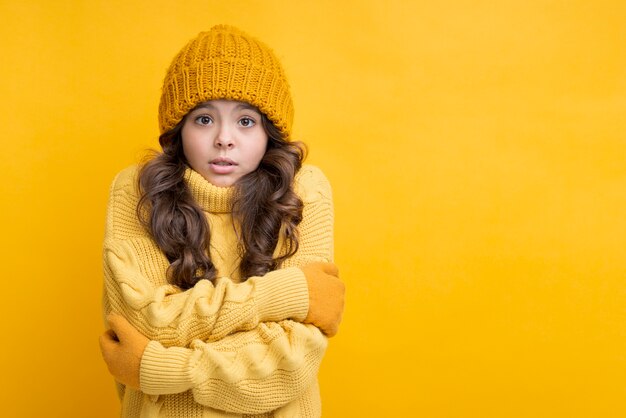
[137,110,306,290]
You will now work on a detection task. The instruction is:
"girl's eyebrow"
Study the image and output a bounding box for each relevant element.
[193,103,216,111]
[235,103,261,113]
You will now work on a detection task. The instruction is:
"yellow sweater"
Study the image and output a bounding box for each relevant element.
[102,164,334,417]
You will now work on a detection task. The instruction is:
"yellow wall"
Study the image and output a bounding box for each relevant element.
[1,1,625,417]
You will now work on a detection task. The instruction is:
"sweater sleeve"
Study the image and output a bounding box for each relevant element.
[139,320,327,414]
[281,165,334,267]
[103,165,334,345]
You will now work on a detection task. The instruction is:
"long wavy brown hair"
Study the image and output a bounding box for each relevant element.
[137,107,305,290]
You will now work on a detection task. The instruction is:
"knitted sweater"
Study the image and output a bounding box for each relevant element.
[102,164,334,417]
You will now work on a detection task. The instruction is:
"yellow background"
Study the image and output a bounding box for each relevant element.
[1,1,625,417]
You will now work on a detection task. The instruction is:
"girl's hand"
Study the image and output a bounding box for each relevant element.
[99,314,150,390]
[300,262,345,337]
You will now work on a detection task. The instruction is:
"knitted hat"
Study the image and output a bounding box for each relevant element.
[158,25,294,138]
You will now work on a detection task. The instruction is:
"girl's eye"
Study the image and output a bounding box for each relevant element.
[195,115,213,125]
[239,117,256,128]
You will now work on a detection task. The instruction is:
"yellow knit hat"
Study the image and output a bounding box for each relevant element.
[158,25,294,138]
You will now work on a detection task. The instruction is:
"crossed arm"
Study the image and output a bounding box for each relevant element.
[102,165,341,344]
[99,165,344,413]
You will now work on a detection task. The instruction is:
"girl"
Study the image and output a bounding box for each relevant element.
[99,25,344,417]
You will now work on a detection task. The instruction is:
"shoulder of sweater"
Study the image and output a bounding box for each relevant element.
[294,164,333,204]
[109,164,140,195]
[105,164,144,241]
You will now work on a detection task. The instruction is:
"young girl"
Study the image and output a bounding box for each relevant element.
[99,25,344,417]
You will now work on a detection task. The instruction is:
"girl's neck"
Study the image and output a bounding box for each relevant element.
[185,168,233,213]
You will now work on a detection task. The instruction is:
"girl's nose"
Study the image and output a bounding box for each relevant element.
[215,126,234,149]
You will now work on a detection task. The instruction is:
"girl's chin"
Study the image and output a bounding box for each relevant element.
[200,172,237,188]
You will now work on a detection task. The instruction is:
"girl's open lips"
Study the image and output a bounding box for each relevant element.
[209,157,238,174]
[210,157,237,165]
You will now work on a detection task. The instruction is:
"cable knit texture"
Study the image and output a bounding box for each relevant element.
[158,25,294,138]
[103,164,334,417]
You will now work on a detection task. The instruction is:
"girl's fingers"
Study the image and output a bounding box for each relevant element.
[99,329,119,355]
[107,313,130,337]
[324,263,339,277]
[104,328,119,342]
[106,314,146,346]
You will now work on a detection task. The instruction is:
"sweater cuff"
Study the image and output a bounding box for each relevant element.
[140,340,194,395]
[254,267,309,323]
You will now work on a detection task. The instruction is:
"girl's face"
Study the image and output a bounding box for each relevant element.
[181,100,269,187]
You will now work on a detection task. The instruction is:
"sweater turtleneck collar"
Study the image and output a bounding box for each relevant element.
[184,168,234,213]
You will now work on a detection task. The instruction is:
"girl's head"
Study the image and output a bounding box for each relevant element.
[139,25,305,289]
[157,25,296,187]
[158,24,294,140]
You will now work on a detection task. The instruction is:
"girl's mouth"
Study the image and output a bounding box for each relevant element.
[209,158,238,175]
[210,158,237,166]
